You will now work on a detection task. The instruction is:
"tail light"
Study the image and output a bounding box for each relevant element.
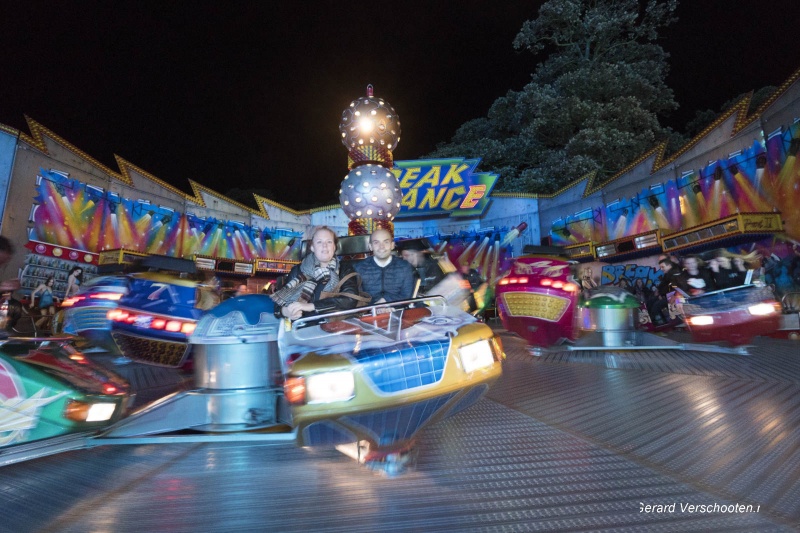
[499,275,578,293]
[61,296,86,307]
[165,320,182,332]
[498,276,530,285]
[107,309,196,336]
[62,292,122,307]
[284,377,306,405]
[89,292,123,301]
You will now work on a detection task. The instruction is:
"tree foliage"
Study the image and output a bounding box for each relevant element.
[684,86,777,138]
[429,0,679,194]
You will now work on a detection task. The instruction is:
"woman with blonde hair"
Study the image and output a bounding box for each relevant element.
[709,250,745,289]
[709,249,760,289]
[271,226,360,320]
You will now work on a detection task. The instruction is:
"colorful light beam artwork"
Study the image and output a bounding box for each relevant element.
[28,169,303,262]
[551,126,800,244]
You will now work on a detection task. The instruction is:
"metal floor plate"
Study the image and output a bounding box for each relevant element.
[1,329,799,532]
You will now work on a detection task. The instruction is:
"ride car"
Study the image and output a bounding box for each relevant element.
[0,337,132,458]
[103,294,504,473]
[52,275,129,349]
[106,272,203,367]
[494,251,580,346]
[682,283,782,345]
[276,297,504,455]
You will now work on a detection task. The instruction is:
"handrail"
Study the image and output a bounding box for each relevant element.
[781,291,800,313]
[292,296,447,330]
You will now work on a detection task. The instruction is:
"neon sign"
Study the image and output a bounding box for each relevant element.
[392,158,498,217]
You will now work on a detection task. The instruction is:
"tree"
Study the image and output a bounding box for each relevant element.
[684,86,777,138]
[429,0,679,193]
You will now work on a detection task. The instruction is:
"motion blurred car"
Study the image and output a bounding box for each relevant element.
[53,270,205,366]
[107,272,203,367]
[105,294,504,473]
[275,297,504,457]
[0,338,132,459]
[53,255,206,365]
[52,275,130,349]
[494,249,580,346]
[682,283,782,345]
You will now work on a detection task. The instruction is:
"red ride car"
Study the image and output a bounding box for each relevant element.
[495,253,580,347]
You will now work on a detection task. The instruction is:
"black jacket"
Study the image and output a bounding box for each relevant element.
[683,268,716,295]
[657,264,686,296]
[712,267,746,289]
[413,255,446,295]
[278,261,360,317]
[354,256,415,304]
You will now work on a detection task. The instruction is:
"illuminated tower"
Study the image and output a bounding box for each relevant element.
[338,85,402,236]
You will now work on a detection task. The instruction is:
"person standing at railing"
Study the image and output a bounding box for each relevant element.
[30,276,59,328]
[0,236,19,293]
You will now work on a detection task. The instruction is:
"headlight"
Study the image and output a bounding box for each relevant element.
[458,339,496,373]
[490,336,505,360]
[748,303,777,316]
[306,371,355,404]
[64,400,118,422]
[687,315,714,326]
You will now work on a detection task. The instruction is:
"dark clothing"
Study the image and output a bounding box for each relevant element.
[651,263,690,324]
[682,268,716,295]
[713,267,746,289]
[646,292,670,326]
[633,285,647,303]
[354,257,415,304]
[463,269,484,291]
[657,265,686,296]
[278,261,360,317]
[413,256,446,295]
[462,269,485,313]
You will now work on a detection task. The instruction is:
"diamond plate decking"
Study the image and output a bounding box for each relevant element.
[2,329,799,532]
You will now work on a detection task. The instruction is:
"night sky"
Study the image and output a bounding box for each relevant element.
[2,1,799,209]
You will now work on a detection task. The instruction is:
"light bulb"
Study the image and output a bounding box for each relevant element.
[358,117,374,133]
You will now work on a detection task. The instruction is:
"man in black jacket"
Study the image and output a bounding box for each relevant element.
[354,228,415,305]
[399,239,446,296]
[647,256,685,325]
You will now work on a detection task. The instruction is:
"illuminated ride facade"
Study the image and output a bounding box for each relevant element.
[2,71,800,467]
